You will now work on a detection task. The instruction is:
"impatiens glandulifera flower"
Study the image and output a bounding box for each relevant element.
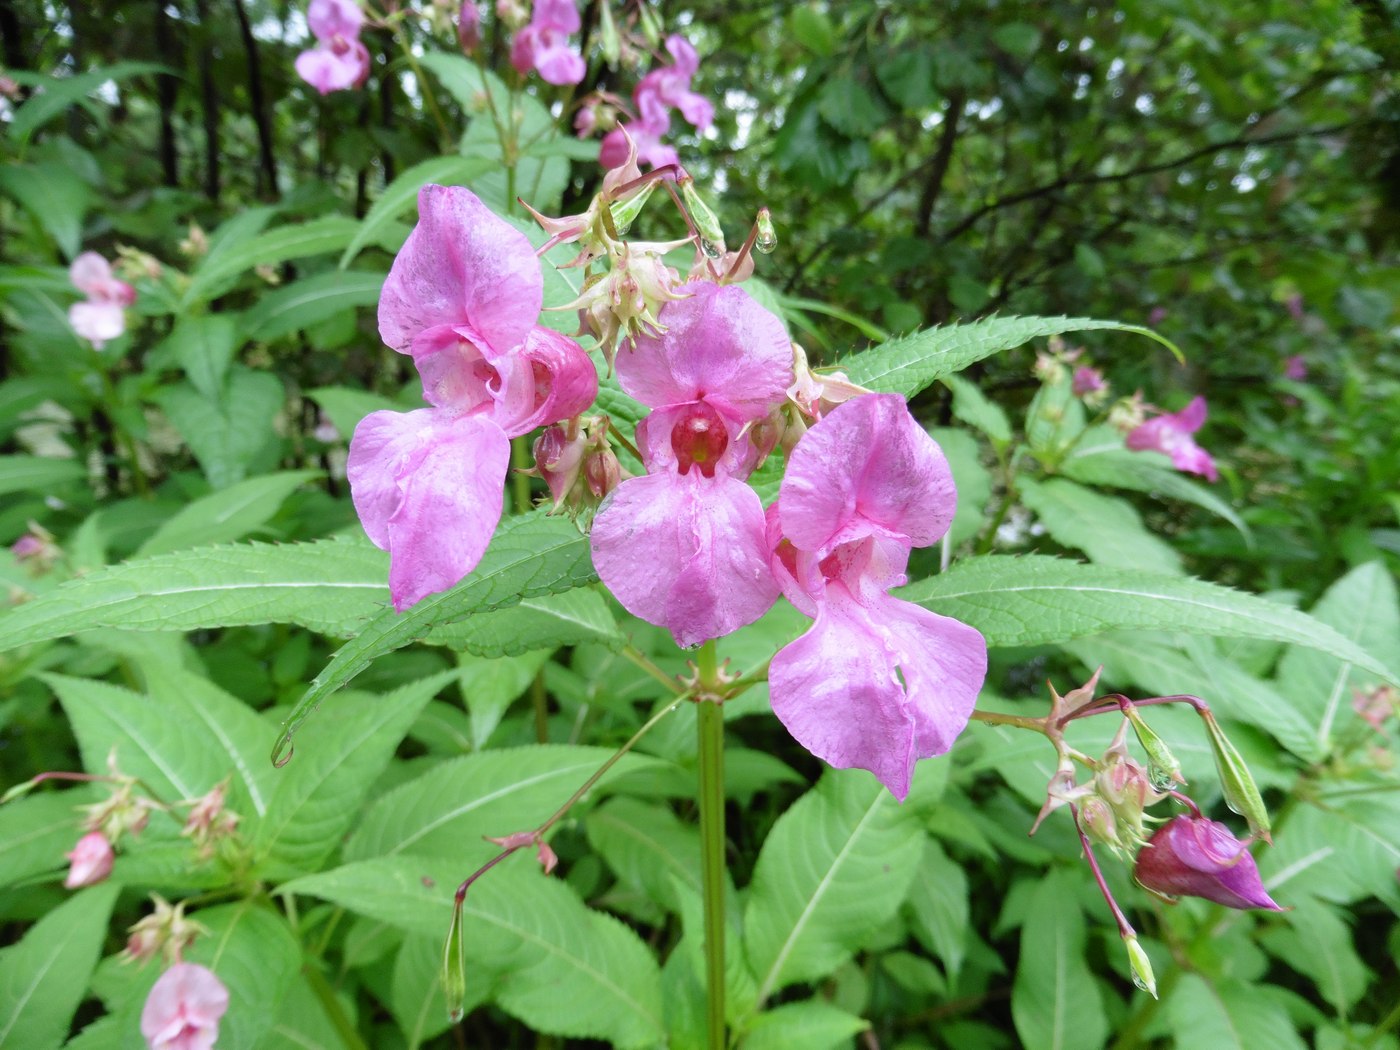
[600,34,713,169]
[1283,354,1307,381]
[765,395,989,800]
[510,0,586,85]
[141,962,230,1050]
[68,251,136,349]
[295,0,371,95]
[1133,815,1283,910]
[590,282,791,647]
[64,831,114,888]
[349,186,598,610]
[1126,396,1219,482]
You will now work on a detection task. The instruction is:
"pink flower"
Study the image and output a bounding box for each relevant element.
[349,186,597,610]
[765,395,988,800]
[600,33,711,170]
[590,283,792,646]
[1071,365,1105,397]
[1283,355,1307,381]
[1134,815,1282,910]
[510,0,585,86]
[141,962,230,1050]
[295,0,371,95]
[1125,396,1218,482]
[68,251,135,349]
[64,831,114,888]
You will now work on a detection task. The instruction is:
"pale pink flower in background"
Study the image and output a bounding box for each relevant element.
[295,0,371,95]
[1134,815,1282,910]
[141,962,230,1050]
[510,0,586,85]
[1147,306,1168,326]
[765,394,988,800]
[68,251,135,349]
[1283,355,1307,381]
[1126,395,1218,482]
[1285,292,1305,321]
[64,831,114,888]
[459,2,482,52]
[600,33,712,169]
[349,186,597,610]
[590,282,792,646]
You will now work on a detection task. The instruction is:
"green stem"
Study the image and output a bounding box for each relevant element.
[510,436,533,513]
[621,643,685,695]
[394,30,452,150]
[696,642,727,1050]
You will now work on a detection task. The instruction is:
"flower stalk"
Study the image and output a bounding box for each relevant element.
[695,640,727,1050]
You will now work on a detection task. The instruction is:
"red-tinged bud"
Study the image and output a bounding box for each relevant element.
[181,780,240,858]
[459,2,482,51]
[583,445,622,499]
[533,425,587,509]
[1134,815,1283,910]
[122,895,207,967]
[671,403,729,478]
[1078,797,1118,849]
[65,831,114,888]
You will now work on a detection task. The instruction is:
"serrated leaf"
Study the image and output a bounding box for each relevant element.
[252,673,445,877]
[0,163,89,259]
[339,154,495,267]
[587,796,702,912]
[741,1000,870,1050]
[840,316,1174,399]
[1019,477,1182,575]
[0,883,117,1050]
[282,856,666,1048]
[903,838,969,981]
[0,788,98,890]
[905,554,1400,685]
[1011,870,1106,1050]
[1275,561,1400,752]
[154,366,283,487]
[135,470,319,557]
[424,587,621,657]
[0,535,389,651]
[744,770,924,1003]
[241,270,385,341]
[1165,975,1306,1050]
[276,513,596,759]
[182,902,302,1050]
[944,373,1011,444]
[155,314,239,401]
[0,455,85,498]
[7,62,168,142]
[453,648,550,749]
[390,934,468,1044]
[1261,786,1400,912]
[184,216,360,306]
[345,745,657,862]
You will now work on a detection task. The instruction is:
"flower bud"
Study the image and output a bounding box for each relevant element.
[181,780,240,858]
[1077,797,1119,849]
[582,443,622,500]
[597,0,620,66]
[122,895,207,967]
[1123,706,1183,791]
[532,424,587,509]
[65,831,114,888]
[443,898,469,1022]
[1134,815,1282,910]
[1199,708,1271,843]
[680,178,726,258]
[1109,392,1147,433]
[1123,934,1157,998]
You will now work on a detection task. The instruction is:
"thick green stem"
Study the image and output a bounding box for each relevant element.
[696,642,727,1050]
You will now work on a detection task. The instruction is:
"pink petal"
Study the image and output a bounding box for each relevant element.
[348,409,511,611]
[64,831,113,888]
[69,251,112,295]
[534,0,580,33]
[590,471,777,648]
[616,283,792,417]
[307,0,364,40]
[141,963,229,1050]
[378,186,542,361]
[676,90,714,130]
[69,300,125,347]
[665,34,700,78]
[780,393,957,555]
[534,40,586,85]
[495,326,598,435]
[294,40,369,94]
[1174,395,1207,432]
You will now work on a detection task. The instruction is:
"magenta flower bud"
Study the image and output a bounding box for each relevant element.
[532,424,586,508]
[141,962,229,1050]
[1283,355,1307,381]
[1072,366,1106,397]
[583,445,622,499]
[64,831,114,888]
[459,2,482,52]
[1134,815,1283,910]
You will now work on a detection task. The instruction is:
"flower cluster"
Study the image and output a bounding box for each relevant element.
[69,251,135,349]
[348,186,598,610]
[295,0,371,95]
[510,0,586,85]
[598,34,713,170]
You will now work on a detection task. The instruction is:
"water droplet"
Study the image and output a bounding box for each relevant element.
[700,237,724,260]
[1148,766,1176,791]
[1130,972,1149,992]
[756,232,778,254]
[614,219,632,236]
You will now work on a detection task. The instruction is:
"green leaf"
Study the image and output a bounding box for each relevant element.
[1018,477,1182,575]
[340,154,495,267]
[345,744,657,862]
[1264,897,1371,1014]
[305,385,407,439]
[241,270,385,341]
[135,470,320,557]
[276,513,596,761]
[741,1000,870,1050]
[1061,435,1249,536]
[944,373,1011,445]
[183,902,302,1050]
[0,884,117,1050]
[840,316,1176,400]
[7,62,168,142]
[902,838,969,981]
[744,770,924,1003]
[1261,784,1400,911]
[788,6,836,57]
[184,216,360,306]
[424,586,622,657]
[252,673,445,877]
[905,554,1400,685]
[1165,975,1306,1050]
[0,535,388,651]
[390,934,466,1044]
[0,163,90,259]
[282,856,666,1048]
[587,796,702,913]
[0,455,84,498]
[0,788,98,890]
[1275,561,1400,753]
[155,314,239,401]
[452,648,550,749]
[154,366,283,487]
[1011,869,1106,1050]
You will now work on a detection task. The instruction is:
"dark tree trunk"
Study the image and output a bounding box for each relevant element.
[154,0,181,187]
[232,0,279,197]
[194,0,221,200]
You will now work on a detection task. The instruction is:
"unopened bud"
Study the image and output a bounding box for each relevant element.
[443,898,468,1022]
[1123,934,1158,998]
[1123,706,1183,791]
[681,179,726,259]
[583,445,622,499]
[636,1,663,48]
[597,0,621,66]
[459,2,482,52]
[65,831,114,888]
[755,208,777,254]
[532,425,586,509]
[1077,797,1119,849]
[1199,708,1271,843]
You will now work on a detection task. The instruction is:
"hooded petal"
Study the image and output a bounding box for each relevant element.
[494,326,599,435]
[1134,815,1282,910]
[616,283,792,417]
[534,37,586,85]
[307,0,364,40]
[768,597,920,799]
[295,39,370,94]
[348,409,510,611]
[1126,398,1218,481]
[69,251,113,295]
[590,471,777,647]
[378,185,543,360]
[780,393,957,555]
